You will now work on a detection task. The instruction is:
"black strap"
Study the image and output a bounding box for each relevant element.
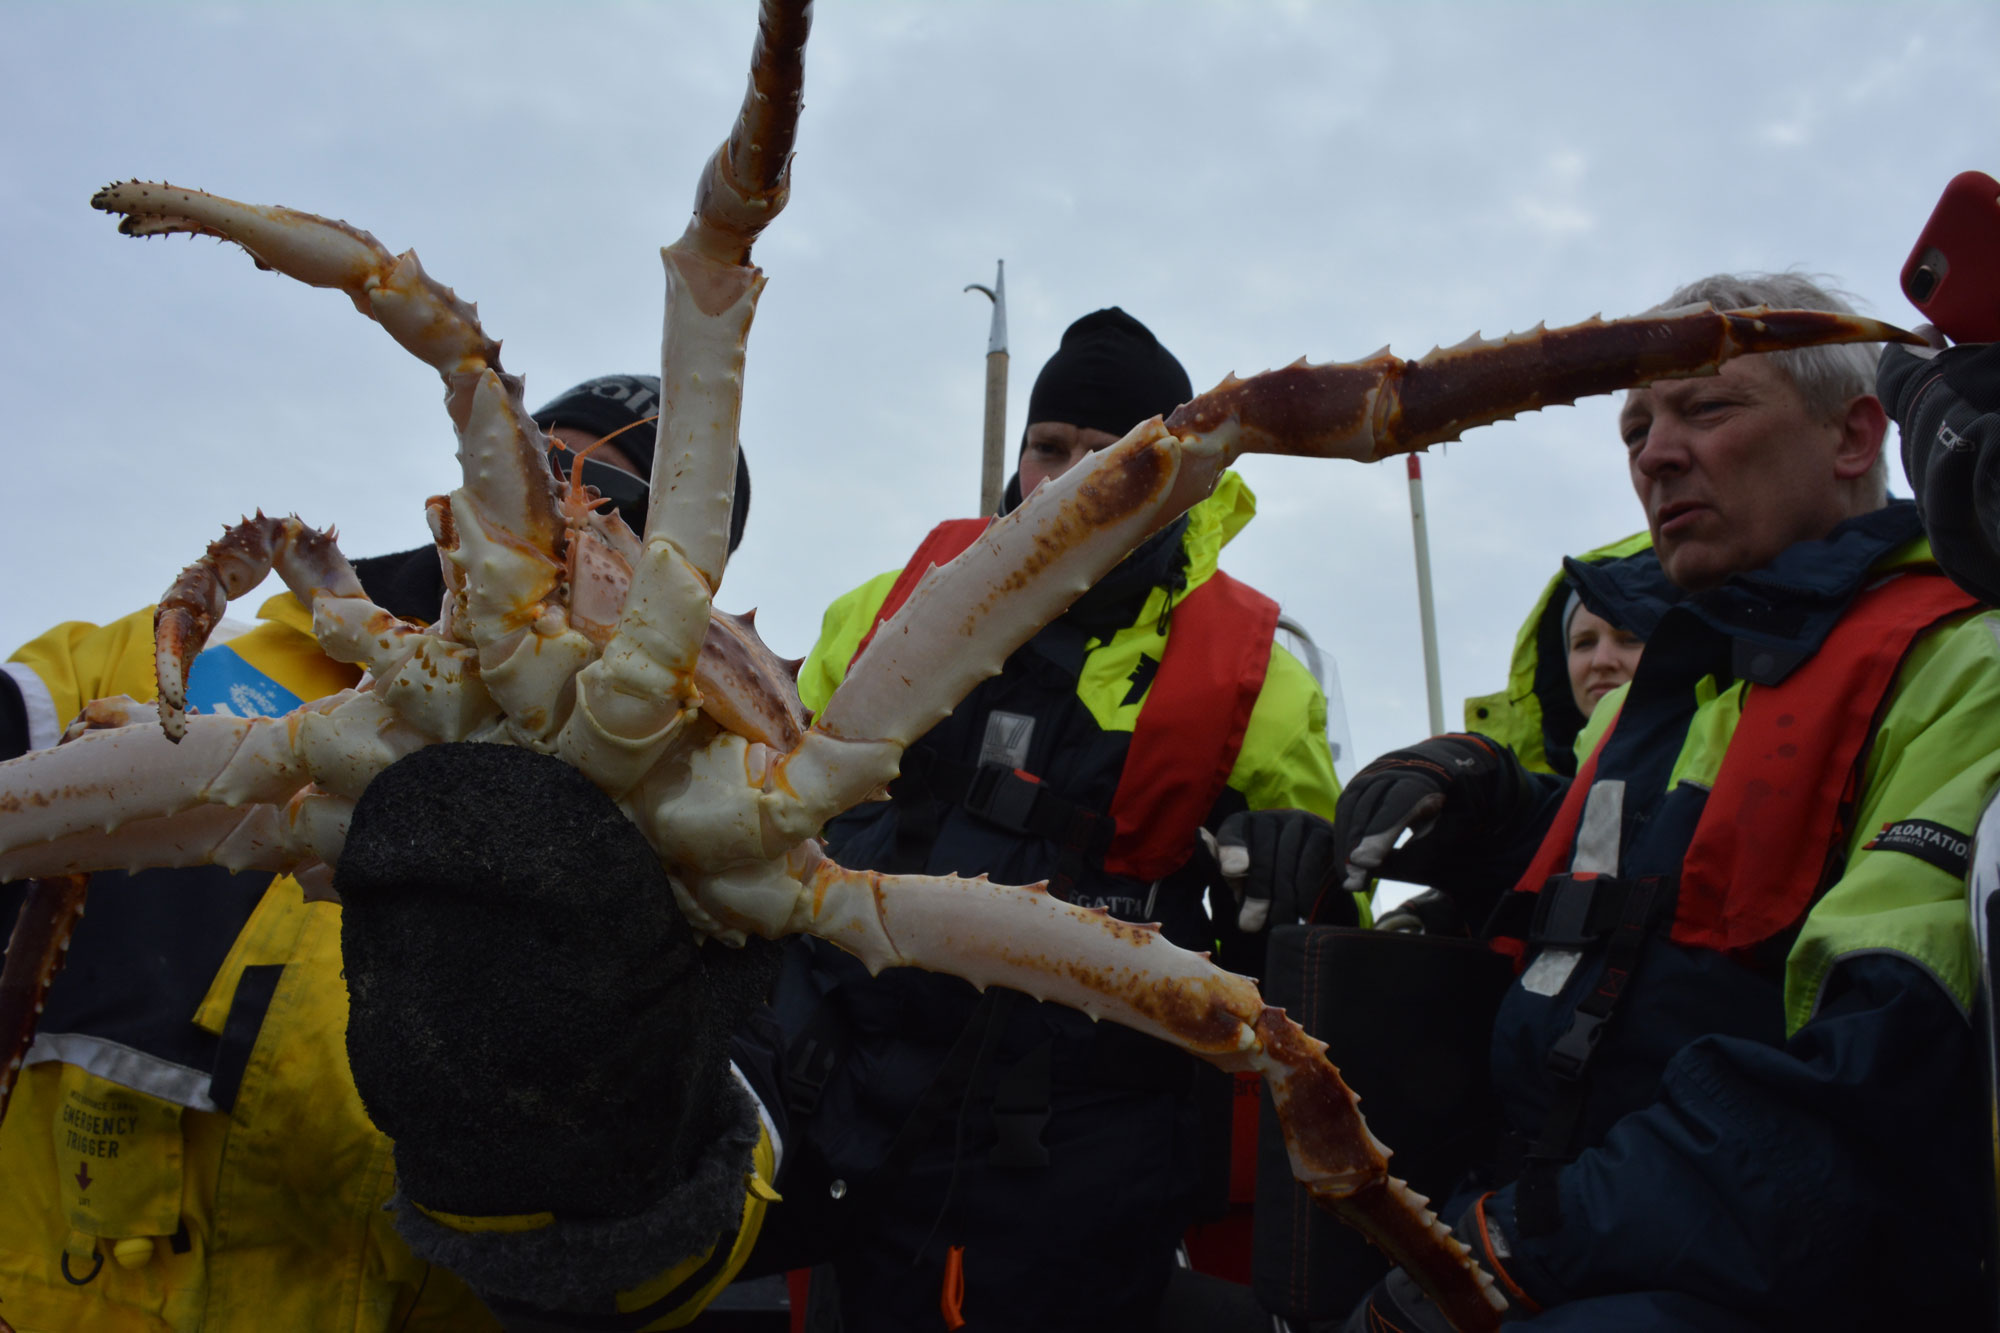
[890,749,1116,900]
[208,963,285,1115]
[1515,875,1664,1237]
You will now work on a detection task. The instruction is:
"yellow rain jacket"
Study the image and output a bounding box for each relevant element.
[0,594,772,1331]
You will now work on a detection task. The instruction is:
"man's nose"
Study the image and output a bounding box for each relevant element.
[1632,422,1690,478]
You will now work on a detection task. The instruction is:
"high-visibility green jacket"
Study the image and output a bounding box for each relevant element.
[1475,507,1997,1322]
[1462,531,1656,776]
[801,471,1343,844]
[0,590,773,1331]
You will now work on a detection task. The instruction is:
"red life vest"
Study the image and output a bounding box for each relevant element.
[1503,570,1980,963]
[850,518,1281,881]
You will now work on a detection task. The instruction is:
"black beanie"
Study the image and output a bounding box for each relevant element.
[1024,308,1192,439]
[532,374,663,477]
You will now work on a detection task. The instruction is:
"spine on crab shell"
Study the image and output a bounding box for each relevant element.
[1164,305,1922,463]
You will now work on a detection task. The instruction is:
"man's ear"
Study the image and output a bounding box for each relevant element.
[1832,393,1890,482]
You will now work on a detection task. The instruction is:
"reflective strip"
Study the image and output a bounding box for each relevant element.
[1523,780,1627,997]
[2,660,61,751]
[23,1032,217,1112]
[1572,780,1626,875]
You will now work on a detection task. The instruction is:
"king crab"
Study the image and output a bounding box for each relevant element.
[0,2,1914,1328]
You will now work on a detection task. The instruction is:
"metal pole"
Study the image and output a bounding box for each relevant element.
[965,260,1009,515]
[1407,454,1446,736]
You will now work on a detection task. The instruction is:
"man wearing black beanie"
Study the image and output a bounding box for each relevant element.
[763,310,1348,1330]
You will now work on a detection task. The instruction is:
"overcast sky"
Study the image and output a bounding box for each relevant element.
[4,2,1996,777]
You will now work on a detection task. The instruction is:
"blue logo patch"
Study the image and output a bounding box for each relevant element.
[184,645,303,720]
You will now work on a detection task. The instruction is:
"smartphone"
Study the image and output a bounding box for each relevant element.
[1901,170,2000,344]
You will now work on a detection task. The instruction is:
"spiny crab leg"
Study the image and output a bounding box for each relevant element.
[776,304,1921,835]
[89,183,577,741]
[0,693,418,883]
[556,0,812,795]
[698,843,1504,1329]
[0,875,90,1129]
[153,512,429,740]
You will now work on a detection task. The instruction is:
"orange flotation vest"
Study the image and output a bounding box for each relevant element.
[852,517,1280,881]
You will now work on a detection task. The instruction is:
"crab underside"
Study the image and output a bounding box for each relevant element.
[0,3,1917,1329]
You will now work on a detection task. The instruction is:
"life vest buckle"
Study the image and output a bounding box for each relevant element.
[964,764,1044,832]
[1546,1009,1609,1080]
[1528,872,1630,950]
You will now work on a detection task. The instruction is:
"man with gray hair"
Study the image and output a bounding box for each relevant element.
[1326,271,2000,1327]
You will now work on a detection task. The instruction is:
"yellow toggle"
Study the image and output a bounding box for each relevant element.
[748,1174,782,1203]
[112,1236,155,1269]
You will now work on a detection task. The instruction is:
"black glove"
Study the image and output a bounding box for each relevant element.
[1329,734,1533,894]
[337,743,781,1304]
[1878,337,2000,605]
[1212,808,1357,931]
[1372,887,1470,937]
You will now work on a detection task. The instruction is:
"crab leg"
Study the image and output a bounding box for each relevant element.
[0,693,421,874]
[0,796,348,884]
[775,305,1921,833]
[682,842,1504,1330]
[555,0,812,795]
[0,876,89,1129]
[153,513,427,739]
[90,184,580,738]
[90,181,506,383]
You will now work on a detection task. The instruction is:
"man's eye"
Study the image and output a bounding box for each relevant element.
[1621,424,1647,448]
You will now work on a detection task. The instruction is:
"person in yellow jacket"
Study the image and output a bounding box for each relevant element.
[0,376,778,1332]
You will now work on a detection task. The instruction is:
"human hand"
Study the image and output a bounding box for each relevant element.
[1329,734,1533,894]
[1212,808,1353,932]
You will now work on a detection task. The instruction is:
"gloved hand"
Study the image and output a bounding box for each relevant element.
[336,742,781,1306]
[1211,808,1357,931]
[1343,1195,1534,1330]
[1329,734,1533,894]
[1372,887,1469,937]
[1878,334,2000,604]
